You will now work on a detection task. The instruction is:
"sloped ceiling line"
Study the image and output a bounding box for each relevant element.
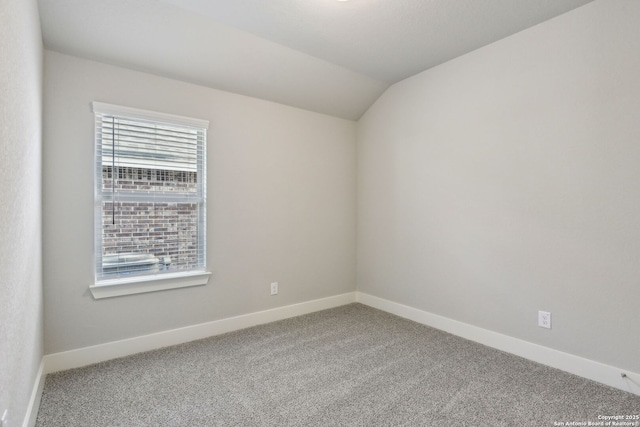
[38,0,594,120]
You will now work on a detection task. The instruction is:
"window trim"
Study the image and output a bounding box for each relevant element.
[92,102,209,129]
[91,102,211,298]
[89,270,212,299]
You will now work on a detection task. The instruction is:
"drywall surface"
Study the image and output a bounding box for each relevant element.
[43,51,356,353]
[0,0,44,424]
[357,0,640,373]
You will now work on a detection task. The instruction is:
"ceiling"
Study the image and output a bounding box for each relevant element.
[38,0,594,120]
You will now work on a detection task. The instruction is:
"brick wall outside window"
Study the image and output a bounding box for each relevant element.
[101,166,200,271]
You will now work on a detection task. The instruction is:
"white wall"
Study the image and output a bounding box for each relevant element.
[358,0,640,373]
[43,51,356,353]
[0,0,43,424]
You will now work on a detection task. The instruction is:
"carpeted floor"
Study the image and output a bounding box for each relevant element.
[36,303,639,426]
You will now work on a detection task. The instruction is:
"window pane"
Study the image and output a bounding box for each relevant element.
[101,165,198,194]
[100,201,203,278]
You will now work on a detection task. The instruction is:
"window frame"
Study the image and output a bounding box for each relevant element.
[90,102,211,299]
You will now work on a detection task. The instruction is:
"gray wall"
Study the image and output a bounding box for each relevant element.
[43,51,357,353]
[0,0,44,424]
[357,0,640,373]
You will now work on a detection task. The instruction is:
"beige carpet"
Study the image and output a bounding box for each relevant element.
[36,304,640,426]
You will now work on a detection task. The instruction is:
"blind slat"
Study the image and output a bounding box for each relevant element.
[97,115,202,171]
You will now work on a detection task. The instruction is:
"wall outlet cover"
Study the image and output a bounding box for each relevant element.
[538,310,551,329]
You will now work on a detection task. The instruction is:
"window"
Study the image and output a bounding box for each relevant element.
[90,102,210,299]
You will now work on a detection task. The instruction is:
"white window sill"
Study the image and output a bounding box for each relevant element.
[90,271,211,299]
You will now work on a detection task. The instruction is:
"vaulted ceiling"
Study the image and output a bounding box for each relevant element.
[38,0,593,120]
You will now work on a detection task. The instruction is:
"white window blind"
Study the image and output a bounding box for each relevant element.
[93,102,208,284]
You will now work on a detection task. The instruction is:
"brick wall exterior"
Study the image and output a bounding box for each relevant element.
[101,166,201,273]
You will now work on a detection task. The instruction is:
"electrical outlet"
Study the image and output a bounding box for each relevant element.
[538,311,551,329]
[270,282,278,295]
[1,409,8,427]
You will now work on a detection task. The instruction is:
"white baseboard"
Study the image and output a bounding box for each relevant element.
[43,292,356,374]
[355,291,640,396]
[22,359,46,427]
